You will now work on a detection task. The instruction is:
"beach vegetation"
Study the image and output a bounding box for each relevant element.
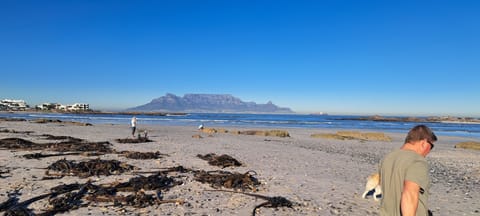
[311,131,392,142]
[455,141,480,150]
[201,128,290,137]
[201,128,218,134]
[216,128,229,133]
[264,130,290,137]
[201,127,230,133]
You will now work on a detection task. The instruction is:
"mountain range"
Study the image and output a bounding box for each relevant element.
[127,93,294,113]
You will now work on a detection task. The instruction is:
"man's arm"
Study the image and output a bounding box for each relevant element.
[401,180,420,216]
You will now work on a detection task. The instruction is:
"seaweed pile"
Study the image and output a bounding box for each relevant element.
[46,140,113,153]
[149,165,193,175]
[207,189,294,216]
[197,153,243,168]
[46,158,136,178]
[118,151,167,159]
[0,166,10,178]
[0,117,26,122]
[41,134,84,142]
[194,170,260,191]
[86,190,173,208]
[0,137,114,154]
[85,173,183,207]
[0,184,89,215]
[0,137,37,149]
[43,182,90,215]
[115,137,152,144]
[23,152,84,159]
[0,129,297,215]
[0,128,34,135]
[0,174,183,215]
[30,118,93,126]
[113,173,179,191]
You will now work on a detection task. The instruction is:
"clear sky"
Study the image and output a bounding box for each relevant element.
[1,1,479,116]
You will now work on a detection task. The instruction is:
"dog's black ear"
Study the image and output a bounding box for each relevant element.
[428,209,433,216]
[419,187,425,194]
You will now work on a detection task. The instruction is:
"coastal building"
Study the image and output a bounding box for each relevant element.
[37,102,90,111]
[37,103,62,110]
[1,100,90,112]
[69,103,89,111]
[0,99,28,111]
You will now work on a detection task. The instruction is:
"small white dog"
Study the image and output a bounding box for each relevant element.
[362,173,382,201]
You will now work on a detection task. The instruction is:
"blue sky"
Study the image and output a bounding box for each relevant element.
[1,1,479,116]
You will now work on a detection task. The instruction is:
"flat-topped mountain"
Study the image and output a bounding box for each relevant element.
[127,93,294,113]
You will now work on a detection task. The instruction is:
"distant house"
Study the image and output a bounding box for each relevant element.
[37,102,90,111]
[69,103,89,111]
[0,99,28,111]
[0,104,8,110]
[37,103,61,110]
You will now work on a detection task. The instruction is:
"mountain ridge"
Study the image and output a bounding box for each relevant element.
[127,93,294,113]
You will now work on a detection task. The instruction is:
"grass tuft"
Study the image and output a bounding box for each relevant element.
[311,131,391,141]
[455,141,480,150]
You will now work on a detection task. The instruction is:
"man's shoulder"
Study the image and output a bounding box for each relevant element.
[382,149,425,165]
[393,149,423,158]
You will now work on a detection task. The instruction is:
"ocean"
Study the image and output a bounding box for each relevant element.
[1,112,480,139]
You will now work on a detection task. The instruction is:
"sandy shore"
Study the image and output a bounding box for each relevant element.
[1,120,479,215]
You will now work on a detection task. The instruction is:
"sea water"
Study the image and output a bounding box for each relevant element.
[1,112,479,139]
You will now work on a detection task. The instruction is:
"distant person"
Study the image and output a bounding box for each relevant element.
[379,125,437,216]
[131,116,137,137]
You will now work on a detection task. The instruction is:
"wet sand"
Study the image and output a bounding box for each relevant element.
[0,120,479,215]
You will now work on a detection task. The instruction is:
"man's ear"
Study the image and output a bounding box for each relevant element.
[421,139,429,150]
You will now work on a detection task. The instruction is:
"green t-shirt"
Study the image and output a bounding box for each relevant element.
[379,149,430,216]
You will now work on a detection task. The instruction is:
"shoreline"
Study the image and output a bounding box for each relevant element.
[0,120,479,215]
[338,115,480,124]
[2,112,480,137]
[3,110,480,123]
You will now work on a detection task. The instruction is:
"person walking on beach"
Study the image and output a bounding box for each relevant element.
[131,116,137,137]
[379,125,437,216]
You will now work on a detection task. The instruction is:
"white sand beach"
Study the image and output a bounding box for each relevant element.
[0,120,479,215]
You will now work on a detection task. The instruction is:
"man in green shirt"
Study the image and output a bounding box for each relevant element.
[379,125,437,216]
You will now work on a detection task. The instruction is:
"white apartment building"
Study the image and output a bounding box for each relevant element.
[0,99,28,110]
[37,102,90,111]
[69,103,89,111]
[37,103,62,110]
